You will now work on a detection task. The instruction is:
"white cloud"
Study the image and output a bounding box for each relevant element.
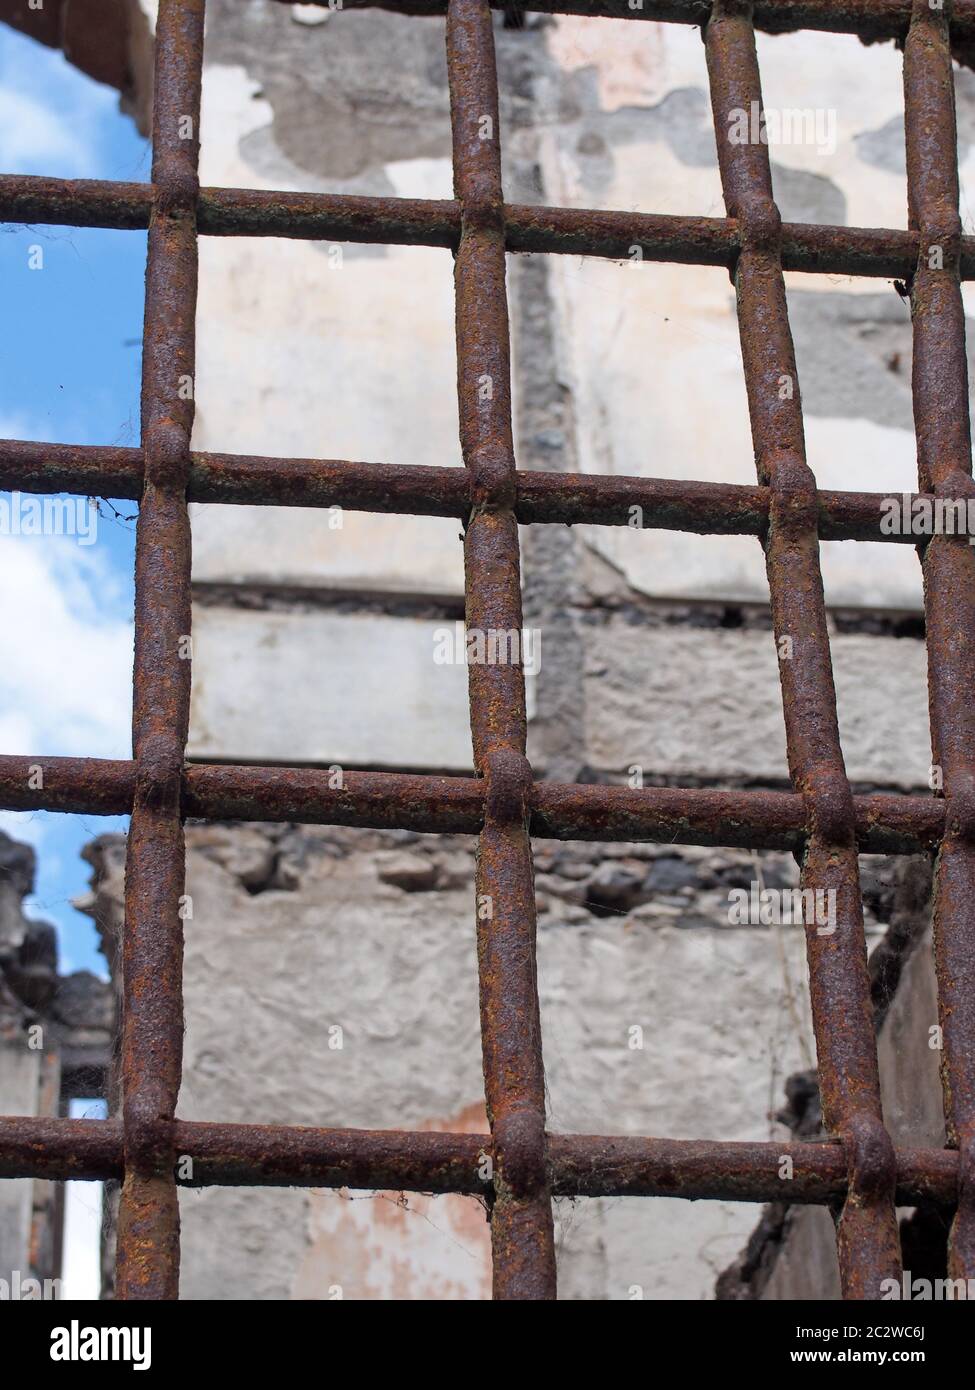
[0,88,96,177]
[0,535,132,759]
[0,34,117,179]
[0,807,46,849]
[0,414,38,440]
[0,424,133,761]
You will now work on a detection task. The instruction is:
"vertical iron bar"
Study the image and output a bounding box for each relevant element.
[5,0,971,1297]
[704,0,901,1298]
[904,0,975,1279]
[116,0,203,1300]
[446,0,556,1299]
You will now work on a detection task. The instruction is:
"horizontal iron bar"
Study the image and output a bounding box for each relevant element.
[0,438,955,542]
[509,205,936,279]
[271,0,975,46]
[0,176,154,229]
[1,175,971,280]
[549,1135,957,1207]
[531,782,943,854]
[0,756,135,815]
[0,756,946,853]
[0,1118,124,1181]
[0,440,144,498]
[0,1115,958,1206]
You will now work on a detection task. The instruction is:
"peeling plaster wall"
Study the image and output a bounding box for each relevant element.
[76,4,957,1298]
[81,821,939,1300]
[88,826,830,1299]
[188,6,955,782]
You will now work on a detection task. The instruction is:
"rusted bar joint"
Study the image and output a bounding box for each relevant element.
[484,746,532,823]
[467,438,517,513]
[842,1112,898,1210]
[801,764,857,851]
[123,1102,177,1180]
[932,468,975,505]
[943,781,975,844]
[917,203,963,270]
[736,196,781,257]
[133,731,185,813]
[766,450,819,538]
[493,1104,547,1202]
[154,165,200,220]
[144,418,191,492]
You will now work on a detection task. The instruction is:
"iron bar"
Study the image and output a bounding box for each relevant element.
[114,0,204,1301]
[0,755,950,853]
[447,0,555,1299]
[1,436,969,542]
[7,171,975,280]
[0,1116,961,1209]
[271,0,975,45]
[705,0,900,1298]
[904,0,975,1281]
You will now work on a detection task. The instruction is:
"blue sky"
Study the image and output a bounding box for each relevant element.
[1,26,151,976]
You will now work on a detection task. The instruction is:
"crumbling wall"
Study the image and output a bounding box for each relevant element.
[83,823,936,1299]
[0,832,113,1287]
[717,857,942,1300]
[0,0,153,132]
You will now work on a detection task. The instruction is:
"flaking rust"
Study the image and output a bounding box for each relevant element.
[0,0,971,1302]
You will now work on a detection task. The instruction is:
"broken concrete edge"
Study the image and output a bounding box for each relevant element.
[0,0,153,135]
[72,821,936,1298]
[0,830,113,1094]
[77,817,920,930]
[716,855,937,1300]
[0,828,113,1289]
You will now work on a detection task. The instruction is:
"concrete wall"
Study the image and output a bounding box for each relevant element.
[0,835,51,1286]
[0,1036,42,1284]
[0,831,111,1289]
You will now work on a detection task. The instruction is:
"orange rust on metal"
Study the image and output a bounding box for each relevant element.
[0,1114,963,1207]
[115,0,204,1301]
[6,433,975,542]
[14,170,975,279]
[274,0,975,45]
[0,0,973,1303]
[704,0,900,1298]
[448,0,555,1299]
[0,754,952,853]
[904,0,975,1280]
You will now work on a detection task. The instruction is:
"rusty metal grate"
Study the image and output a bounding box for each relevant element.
[0,0,974,1301]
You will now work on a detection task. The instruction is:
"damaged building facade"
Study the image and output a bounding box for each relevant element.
[0,832,112,1295]
[1,0,969,1297]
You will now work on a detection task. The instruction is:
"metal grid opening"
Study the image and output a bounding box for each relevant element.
[0,0,973,1300]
